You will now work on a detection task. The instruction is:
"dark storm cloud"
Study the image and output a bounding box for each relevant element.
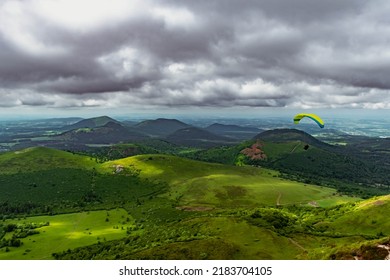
[0,0,390,109]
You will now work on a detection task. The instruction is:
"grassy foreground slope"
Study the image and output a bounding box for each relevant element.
[51,195,390,260]
[324,195,390,236]
[295,195,390,259]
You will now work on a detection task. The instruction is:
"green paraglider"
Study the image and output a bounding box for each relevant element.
[293,113,324,128]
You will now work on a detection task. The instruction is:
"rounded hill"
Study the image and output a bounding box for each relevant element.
[0,147,96,173]
[254,128,333,150]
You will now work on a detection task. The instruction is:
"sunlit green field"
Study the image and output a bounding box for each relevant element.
[103,154,360,209]
[0,209,133,260]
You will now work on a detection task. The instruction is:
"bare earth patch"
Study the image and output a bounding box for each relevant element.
[176,206,214,211]
[308,201,319,207]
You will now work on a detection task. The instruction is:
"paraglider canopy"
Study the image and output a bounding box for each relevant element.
[293,113,324,128]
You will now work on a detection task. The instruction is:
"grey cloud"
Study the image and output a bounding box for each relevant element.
[0,0,390,110]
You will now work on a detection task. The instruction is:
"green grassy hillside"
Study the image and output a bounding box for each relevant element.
[0,209,133,260]
[322,195,390,236]
[102,154,357,209]
[0,148,166,216]
[1,147,388,260]
[0,147,97,173]
[51,195,390,260]
[0,148,359,215]
[292,195,390,259]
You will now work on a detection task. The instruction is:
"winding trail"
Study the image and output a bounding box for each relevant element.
[276,191,282,206]
[288,238,307,252]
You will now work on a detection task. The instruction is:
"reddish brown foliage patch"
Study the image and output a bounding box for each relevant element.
[241,141,267,160]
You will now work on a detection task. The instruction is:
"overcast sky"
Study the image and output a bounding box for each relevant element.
[1,0,390,118]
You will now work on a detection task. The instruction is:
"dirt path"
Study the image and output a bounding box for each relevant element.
[290,143,301,153]
[288,238,307,252]
[276,191,282,206]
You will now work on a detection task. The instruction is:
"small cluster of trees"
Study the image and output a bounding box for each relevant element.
[249,208,297,234]
[0,235,22,249]
[0,221,49,251]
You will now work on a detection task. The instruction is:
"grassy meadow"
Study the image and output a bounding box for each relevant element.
[0,209,133,260]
